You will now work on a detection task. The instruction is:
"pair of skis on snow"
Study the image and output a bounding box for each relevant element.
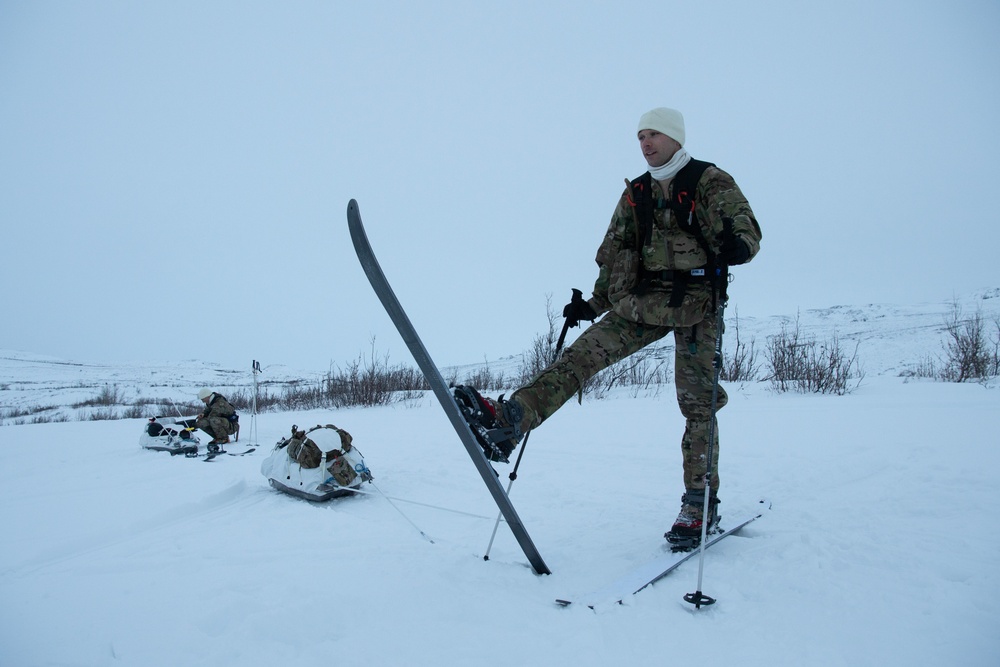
[346,200,763,603]
[202,447,256,462]
[169,445,256,461]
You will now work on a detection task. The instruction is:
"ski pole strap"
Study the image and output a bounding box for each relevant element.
[683,488,716,505]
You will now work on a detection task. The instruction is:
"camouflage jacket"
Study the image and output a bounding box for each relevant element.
[589,162,761,327]
[204,393,236,420]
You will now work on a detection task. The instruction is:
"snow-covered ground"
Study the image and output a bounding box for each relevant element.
[1,291,998,666]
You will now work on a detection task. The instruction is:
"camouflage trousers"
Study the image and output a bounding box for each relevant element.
[510,310,726,492]
[196,416,235,441]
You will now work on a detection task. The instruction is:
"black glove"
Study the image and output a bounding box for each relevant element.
[563,289,597,328]
[719,216,751,266]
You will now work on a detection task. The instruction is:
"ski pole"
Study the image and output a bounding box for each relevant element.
[684,282,728,609]
[249,359,261,446]
[483,430,531,561]
[166,398,197,428]
[555,292,579,351]
[483,307,572,561]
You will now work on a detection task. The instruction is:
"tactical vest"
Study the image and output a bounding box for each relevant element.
[627,158,726,309]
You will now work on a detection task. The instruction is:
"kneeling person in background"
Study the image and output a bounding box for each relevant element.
[195,388,238,447]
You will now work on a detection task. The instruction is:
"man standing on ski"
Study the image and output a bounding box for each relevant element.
[455,107,761,547]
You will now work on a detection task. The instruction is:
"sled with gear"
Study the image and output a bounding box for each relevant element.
[139,416,202,456]
[261,423,373,501]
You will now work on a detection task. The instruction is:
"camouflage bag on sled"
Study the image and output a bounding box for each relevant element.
[284,424,363,486]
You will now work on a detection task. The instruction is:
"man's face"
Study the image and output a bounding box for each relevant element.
[637,129,681,168]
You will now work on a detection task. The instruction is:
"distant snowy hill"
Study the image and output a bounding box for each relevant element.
[733,286,1000,378]
[2,288,998,424]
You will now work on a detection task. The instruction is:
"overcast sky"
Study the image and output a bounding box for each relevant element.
[1,1,997,374]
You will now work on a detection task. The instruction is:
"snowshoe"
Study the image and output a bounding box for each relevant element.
[451,385,522,463]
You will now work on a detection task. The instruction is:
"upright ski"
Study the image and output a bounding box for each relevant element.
[346,200,550,575]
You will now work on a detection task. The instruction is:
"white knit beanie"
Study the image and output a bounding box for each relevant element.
[637,107,685,146]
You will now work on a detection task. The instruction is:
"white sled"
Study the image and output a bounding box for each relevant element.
[261,424,372,502]
[140,416,202,456]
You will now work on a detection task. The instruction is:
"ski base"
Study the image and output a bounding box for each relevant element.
[347,199,550,575]
[556,499,769,608]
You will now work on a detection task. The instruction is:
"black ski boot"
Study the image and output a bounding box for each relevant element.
[452,385,523,463]
[665,490,721,552]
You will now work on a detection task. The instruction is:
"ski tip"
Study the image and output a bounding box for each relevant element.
[347,199,359,214]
